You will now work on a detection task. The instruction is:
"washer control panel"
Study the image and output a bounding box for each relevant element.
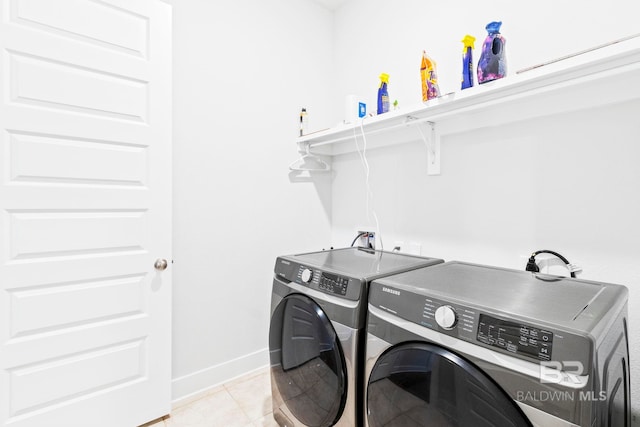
[318,272,349,296]
[434,305,458,330]
[371,289,479,341]
[477,314,553,361]
[368,282,590,366]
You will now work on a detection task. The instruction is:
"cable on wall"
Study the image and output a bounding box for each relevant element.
[352,117,383,251]
[350,231,368,247]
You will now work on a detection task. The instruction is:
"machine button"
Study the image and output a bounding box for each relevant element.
[434,305,458,330]
[301,268,313,283]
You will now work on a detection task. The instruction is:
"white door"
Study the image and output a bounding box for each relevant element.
[0,0,172,426]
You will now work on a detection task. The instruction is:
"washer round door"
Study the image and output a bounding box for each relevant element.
[367,342,532,427]
[269,294,347,427]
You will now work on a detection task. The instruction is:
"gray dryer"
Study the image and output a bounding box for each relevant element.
[269,247,443,427]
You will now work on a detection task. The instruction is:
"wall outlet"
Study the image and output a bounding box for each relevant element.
[356,230,375,249]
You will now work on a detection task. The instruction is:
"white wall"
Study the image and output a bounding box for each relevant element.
[329,0,640,424]
[166,0,334,401]
[165,0,640,422]
[330,0,639,119]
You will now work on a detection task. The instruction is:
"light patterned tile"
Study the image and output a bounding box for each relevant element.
[172,384,226,411]
[165,388,251,427]
[225,369,272,421]
[252,413,279,427]
[222,366,269,390]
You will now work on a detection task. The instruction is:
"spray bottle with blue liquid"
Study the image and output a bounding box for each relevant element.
[461,35,476,90]
[377,73,390,115]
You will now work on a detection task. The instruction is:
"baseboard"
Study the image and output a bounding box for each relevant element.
[171,347,269,407]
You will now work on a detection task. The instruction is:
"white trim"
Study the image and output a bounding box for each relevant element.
[171,348,269,407]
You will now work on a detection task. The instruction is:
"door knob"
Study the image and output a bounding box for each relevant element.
[154,258,168,271]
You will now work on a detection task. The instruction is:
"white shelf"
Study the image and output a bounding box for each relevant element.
[297,34,640,164]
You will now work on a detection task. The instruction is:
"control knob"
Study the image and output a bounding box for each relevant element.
[434,305,458,330]
[301,268,313,283]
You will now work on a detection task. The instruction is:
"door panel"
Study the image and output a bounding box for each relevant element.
[9,52,148,121]
[9,274,145,336]
[0,0,172,426]
[9,339,145,416]
[8,131,148,186]
[9,0,149,57]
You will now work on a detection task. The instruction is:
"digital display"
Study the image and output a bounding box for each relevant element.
[477,314,553,361]
[319,272,349,296]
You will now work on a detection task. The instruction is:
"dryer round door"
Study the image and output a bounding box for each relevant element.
[269,294,347,427]
[367,342,532,427]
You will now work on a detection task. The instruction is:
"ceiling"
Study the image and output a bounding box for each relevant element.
[312,0,350,11]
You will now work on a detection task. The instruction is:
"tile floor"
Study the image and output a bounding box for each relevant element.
[142,367,278,427]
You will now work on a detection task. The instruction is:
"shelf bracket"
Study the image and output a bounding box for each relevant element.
[297,140,310,154]
[415,120,441,175]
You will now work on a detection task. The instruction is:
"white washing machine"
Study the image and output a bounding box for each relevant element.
[268,247,443,427]
[364,261,630,427]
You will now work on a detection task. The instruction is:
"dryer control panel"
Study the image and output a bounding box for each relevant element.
[318,272,349,296]
[273,260,362,301]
